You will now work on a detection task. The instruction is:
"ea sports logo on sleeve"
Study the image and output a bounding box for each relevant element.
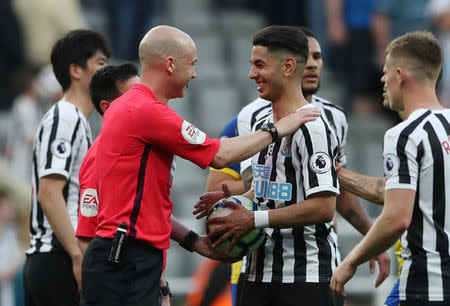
[80,188,99,217]
[181,120,206,144]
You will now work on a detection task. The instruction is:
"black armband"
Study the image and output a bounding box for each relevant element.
[179,230,199,252]
[160,281,173,297]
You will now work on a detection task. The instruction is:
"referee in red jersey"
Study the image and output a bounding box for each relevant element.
[80,25,320,305]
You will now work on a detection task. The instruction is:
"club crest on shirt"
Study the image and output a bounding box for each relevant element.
[309,152,331,174]
[384,153,400,177]
[181,120,206,145]
[50,139,71,159]
[80,188,99,217]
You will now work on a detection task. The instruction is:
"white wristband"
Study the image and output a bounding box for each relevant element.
[254,210,269,228]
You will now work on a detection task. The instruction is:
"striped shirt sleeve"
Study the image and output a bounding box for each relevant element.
[294,119,340,197]
[38,104,82,180]
[383,128,420,191]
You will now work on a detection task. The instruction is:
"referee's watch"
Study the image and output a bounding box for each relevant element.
[260,122,279,143]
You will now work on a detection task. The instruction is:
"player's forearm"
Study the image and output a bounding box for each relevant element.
[344,209,405,268]
[336,190,372,235]
[338,167,385,204]
[206,171,247,195]
[38,191,82,260]
[77,236,93,255]
[268,194,335,228]
[211,130,272,169]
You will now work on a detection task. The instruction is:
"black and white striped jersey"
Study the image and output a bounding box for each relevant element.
[312,96,348,167]
[237,98,272,174]
[247,103,340,283]
[383,108,450,302]
[27,101,92,254]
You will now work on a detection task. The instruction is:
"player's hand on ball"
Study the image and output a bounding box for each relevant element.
[193,184,231,219]
[275,107,320,137]
[206,200,254,255]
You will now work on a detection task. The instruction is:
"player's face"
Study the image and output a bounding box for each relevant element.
[249,45,284,101]
[171,41,197,99]
[301,37,322,97]
[381,55,403,111]
[80,50,108,91]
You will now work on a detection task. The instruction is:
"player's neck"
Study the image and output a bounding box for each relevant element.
[139,73,169,105]
[63,86,94,119]
[400,85,443,120]
[271,85,309,122]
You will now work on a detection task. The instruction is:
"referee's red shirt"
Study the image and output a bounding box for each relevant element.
[76,139,99,238]
[95,84,220,250]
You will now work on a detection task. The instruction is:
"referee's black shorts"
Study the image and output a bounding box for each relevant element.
[237,280,344,306]
[81,236,163,306]
[23,252,79,306]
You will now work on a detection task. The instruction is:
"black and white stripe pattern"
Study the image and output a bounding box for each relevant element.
[247,103,340,283]
[27,101,92,254]
[312,96,348,166]
[383,109,450,302]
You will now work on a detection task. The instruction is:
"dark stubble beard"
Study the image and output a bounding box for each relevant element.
[302,82,320,97]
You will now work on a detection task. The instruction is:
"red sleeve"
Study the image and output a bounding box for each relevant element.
[132,101,220,169]
[76,146,99,238]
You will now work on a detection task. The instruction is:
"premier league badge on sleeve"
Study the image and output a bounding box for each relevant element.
[50,139,71,159]
[309,152,332,173]
[384,153,400,177]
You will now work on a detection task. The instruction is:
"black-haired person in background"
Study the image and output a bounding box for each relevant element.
[23,29,110,306]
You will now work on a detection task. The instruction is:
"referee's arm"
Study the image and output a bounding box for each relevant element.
[38,174,83,292]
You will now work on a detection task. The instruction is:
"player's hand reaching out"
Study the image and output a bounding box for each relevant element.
[206,200,254,255]
[370,251,391,287]
[193,184,231,219]
[274,107,320,138]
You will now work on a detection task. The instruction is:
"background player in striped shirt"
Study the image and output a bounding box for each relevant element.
[331,31,450,305]
[203,25,342,306]
[23,30,110,306]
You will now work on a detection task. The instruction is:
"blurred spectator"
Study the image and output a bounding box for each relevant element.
[257,0,308,26]
[0,190,21,306]
[0,0,24,110]
[428,0,450,107]
[36,64,63,110]
[5,68,43,182]
[326,0,383,116]
[13,0,86,67]
[372,0,431,70]
[105,0,162,61]
[186,258,232,306]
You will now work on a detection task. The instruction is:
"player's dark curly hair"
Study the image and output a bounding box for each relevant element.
[51,29,111,92]
[89,63,138,116]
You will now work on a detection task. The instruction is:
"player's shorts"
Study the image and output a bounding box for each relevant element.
[80,236,163,306]
[384,278,399,306]
[237,280,344,306]
[24,252,79,306]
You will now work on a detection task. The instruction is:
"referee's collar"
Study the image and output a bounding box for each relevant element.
[132,83,158,102]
